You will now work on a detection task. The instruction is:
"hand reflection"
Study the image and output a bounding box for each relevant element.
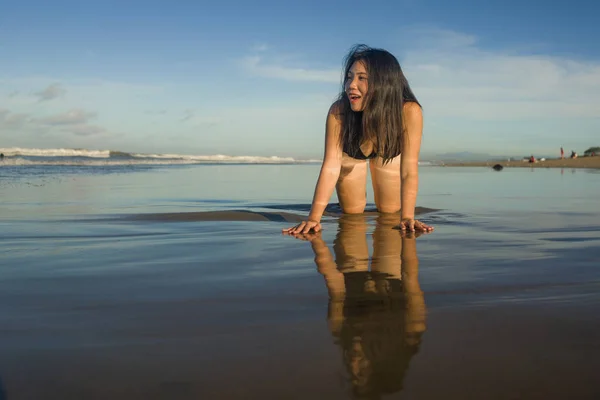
[288,214,427,398]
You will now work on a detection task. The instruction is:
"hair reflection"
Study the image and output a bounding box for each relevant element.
[309,214,426,399]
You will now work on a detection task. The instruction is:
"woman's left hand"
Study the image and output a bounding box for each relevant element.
[282,230,321,242]
[395,218,434,233]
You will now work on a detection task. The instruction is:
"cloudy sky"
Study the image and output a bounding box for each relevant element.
[1,0,599,159]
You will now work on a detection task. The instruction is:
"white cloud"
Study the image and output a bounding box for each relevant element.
[63,124,106,136]
[408,27,478,49]
[178,109,221,127]
[396,29,600,119]
[180,109,195,122]
[144,109,167,115]
[36,109,96,125]
[240,55,340,83]
[0,77,166,148]
[34,83,66,101]
[251,43,269,52]
[231,32,600,155]
[240,32,600,121]
[0,108,32,128]
[1,107,108,142]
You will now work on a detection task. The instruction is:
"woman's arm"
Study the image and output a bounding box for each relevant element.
[283,104,342,233]
[400,103,422,220]
[399,103,433,232]
[307,107,343,222]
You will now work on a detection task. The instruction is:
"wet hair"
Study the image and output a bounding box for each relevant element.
[336,44,420,164]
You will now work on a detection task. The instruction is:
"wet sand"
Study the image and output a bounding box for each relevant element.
[445,156,600,169]
[1,211,599,399]
[0,302,597,399]
[1,164,600,399]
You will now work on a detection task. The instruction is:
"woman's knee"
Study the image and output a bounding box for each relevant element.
[342,203,367,214]
[376,204,400,214]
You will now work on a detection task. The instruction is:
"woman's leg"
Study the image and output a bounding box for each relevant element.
[333,214,370,272]
[369,155,401,214]
[336,153,368,214]
[371,213,402,281]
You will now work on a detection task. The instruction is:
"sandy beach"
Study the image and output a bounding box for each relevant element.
[1,163,600,399]
[445,156,600,169]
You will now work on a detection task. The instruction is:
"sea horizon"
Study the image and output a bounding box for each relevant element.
[0,146,537,166]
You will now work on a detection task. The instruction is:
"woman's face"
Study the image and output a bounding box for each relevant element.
[345,61,369,112]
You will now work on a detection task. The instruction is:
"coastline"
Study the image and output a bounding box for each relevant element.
[443,156,600,169]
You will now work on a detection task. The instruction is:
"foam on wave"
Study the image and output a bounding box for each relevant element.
[2,158,316,166]
[0,147,110,158]
[0,147,320,164]
[128,153,301,163]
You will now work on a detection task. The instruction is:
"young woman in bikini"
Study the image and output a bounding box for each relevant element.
[283,44,434,234]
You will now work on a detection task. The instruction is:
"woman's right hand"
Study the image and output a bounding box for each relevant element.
[282,220,322,234]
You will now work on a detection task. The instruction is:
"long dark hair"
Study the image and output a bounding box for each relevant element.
[336,44,420,164]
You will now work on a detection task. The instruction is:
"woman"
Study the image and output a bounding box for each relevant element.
[283,44,434,234]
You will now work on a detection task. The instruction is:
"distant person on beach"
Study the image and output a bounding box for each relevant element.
[571,150,578,159]
[560,147,564,159]
[283,44,433,234]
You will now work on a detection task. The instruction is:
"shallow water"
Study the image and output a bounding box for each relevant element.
[0,164,599,399]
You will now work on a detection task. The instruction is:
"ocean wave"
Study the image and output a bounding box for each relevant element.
[126,153,302,163]
[0,147,110,158]
[0,147,320,164]
[0,157,319,167]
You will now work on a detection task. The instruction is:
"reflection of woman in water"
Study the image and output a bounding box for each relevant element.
[287,214,427,399]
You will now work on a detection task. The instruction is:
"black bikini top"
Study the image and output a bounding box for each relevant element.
[343,139,377,160]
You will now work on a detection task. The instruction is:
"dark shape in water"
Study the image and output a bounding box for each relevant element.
[492,164,504,171]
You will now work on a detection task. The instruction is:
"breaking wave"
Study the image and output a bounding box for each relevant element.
[0,147,320,165]
[1,147,111,158]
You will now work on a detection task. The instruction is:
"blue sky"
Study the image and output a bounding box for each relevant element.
[1,0,599,159]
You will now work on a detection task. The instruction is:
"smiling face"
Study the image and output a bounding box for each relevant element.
[345,60,369,112]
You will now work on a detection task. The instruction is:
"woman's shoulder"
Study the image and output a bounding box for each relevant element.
[327,100,345,124]
[403,101,422,122]
[328,99,344,115]
[403,101,422,115]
